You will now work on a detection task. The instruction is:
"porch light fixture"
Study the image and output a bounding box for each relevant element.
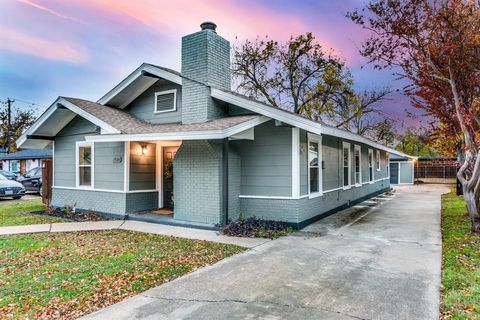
[141,144,148,155]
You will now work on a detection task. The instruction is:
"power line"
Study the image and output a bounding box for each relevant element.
[0,97,47,109]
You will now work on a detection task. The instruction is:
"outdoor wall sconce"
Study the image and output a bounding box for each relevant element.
[141,144,148,155]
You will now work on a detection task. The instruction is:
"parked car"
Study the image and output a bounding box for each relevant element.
[0,174,25,199]
[17,167,42,195]
[0,170,18,180]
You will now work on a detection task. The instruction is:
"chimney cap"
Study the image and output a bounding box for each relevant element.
[200,21,217,32]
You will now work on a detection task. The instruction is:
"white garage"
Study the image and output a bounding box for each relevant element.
[389,152,417,185]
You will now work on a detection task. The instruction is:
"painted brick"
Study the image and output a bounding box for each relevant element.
[181,29,230,124]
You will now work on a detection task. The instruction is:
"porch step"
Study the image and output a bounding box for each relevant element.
[126,213,220,231]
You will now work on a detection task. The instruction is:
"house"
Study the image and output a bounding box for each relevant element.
[389,152,417,185]
[0,149,52,174]
[17,22,412,228]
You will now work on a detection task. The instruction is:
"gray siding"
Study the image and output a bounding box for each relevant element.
[94,142,124,190]
[322,135,342,191]
[125,81,182,124]
[231,121,292,197]
[129,142,156,191]
[54,117,97,187]
[300,130,308,195]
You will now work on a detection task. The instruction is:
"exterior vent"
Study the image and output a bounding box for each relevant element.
[154,90,176,113]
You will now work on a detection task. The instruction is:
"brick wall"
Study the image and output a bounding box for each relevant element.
[181,29,230,124]
[173,140,223,224]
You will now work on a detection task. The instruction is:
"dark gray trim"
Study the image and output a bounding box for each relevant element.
[222,138,229,225]
[27,135,54,140]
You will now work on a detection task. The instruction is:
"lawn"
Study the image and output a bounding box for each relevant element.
[441,190,480,319]
[0,230,244,319]
[0,198,67,227]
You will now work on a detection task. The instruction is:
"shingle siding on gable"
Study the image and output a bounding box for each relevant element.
[125,81,182,124]
[181,30,230,124]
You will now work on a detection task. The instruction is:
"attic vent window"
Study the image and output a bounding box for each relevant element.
[154,89,176,113]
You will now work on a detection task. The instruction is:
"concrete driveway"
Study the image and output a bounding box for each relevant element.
[84,185,449,320]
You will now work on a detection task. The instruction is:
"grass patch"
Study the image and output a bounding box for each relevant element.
[0,230,244,318]
[441,190,480,319]
[0,198,67,227]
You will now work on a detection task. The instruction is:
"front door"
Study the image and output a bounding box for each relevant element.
[163,147,177,209]
[390,162,399,184]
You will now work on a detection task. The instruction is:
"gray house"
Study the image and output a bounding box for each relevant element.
[18,22,411,228]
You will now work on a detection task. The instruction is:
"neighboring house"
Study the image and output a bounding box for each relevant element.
[18,22,413,228]
[389,152,417,185]
[0,149,52,174]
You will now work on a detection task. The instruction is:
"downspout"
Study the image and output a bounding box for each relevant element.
[222,138,229,226]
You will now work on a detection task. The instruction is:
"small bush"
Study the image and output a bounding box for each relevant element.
[221,216,293,239]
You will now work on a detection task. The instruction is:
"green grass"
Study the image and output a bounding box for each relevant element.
[0,230,245,318]
[441,190,480,319]
[0,198,67,227]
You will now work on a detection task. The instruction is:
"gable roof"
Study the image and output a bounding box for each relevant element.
[17,96,270,147]
[98,63,182,108]
[0,149,52,161]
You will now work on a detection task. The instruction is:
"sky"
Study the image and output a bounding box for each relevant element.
[0,0,425,131]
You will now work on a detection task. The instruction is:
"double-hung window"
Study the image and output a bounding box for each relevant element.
[368,149,374,183]
[354,145,362,186]
[308,134,322,197]
[342,142,351,189]
[77,142,94,188]
[376,150,381,171]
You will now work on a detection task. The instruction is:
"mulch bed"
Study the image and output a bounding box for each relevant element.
[28,208,114,222]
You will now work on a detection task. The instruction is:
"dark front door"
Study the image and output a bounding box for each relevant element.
[163,147,177,209]
[390,162,399,184]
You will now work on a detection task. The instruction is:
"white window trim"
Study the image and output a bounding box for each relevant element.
[154,89,177,114]
[386,152,390,179]
[76,141,94,189]
[376,150,381,171]
[354,144,362,187]
[368,148,374,184]
[308,133,323,198]
[342,142,351,190]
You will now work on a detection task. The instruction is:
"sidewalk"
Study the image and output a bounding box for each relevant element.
[0,220,269,248]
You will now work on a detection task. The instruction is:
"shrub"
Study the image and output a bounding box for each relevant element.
[221,216,293,239]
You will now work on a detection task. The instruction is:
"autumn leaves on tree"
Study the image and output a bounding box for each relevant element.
[348,0,480,232]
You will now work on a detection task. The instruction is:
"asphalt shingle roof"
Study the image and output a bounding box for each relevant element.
[62,97,261,135]
[0,149,52,160]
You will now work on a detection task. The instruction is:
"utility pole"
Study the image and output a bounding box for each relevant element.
[5,98,13,154]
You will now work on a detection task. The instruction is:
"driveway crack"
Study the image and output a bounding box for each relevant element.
[140,294,370,320]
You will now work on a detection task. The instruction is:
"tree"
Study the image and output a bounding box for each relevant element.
[371,119,396,146]
[396,130,436,157]
[232,33,353,121]
[349,0,480,232]
[232,33,394,136]
[0,104,36,152]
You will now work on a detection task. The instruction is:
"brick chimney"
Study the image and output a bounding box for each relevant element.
[181,22,231,124]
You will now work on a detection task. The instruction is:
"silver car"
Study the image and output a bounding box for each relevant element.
[0,174,25,199]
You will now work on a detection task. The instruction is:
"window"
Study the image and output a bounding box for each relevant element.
[154,89,177,113]
[368,149,374,183]
[354,145,361,186]
[376,150,381,171]
[343,142,351,189]
[77,142,93,187]
[308,134,322,196]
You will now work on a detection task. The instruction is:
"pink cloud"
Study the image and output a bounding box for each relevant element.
[16,0,86,24]
[0,25,88,64]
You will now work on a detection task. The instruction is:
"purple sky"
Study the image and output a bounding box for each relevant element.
[0,0,425,131]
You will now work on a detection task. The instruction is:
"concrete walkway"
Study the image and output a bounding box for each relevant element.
[83,185,449,320]
[0,220,269,248]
